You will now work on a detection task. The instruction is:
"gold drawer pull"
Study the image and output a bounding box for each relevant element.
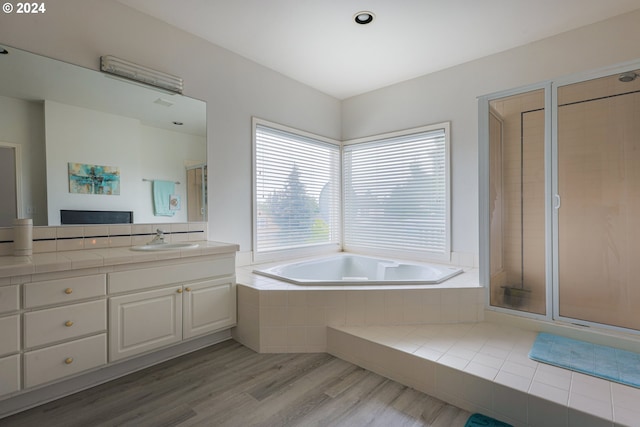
[185,287,192,292]
[177,289,183,294]
[64,288,73,295]
[64,357,74,365]
[65,320,74,327]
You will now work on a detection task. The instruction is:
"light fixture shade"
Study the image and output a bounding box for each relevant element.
[100,55,183,94]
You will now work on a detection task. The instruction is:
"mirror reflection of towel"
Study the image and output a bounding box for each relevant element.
[153,180,175,216]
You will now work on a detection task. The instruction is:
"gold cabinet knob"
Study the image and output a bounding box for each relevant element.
[177,288,183,294]
[185,287,192,292]
[64,357,74,365]
[64,288,73,294]
[65,320,74,327]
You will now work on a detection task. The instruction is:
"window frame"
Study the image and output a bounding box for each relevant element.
[342,122,452,262]
[252,117,342,263]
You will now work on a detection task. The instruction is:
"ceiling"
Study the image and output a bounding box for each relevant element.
[118,0,640,99]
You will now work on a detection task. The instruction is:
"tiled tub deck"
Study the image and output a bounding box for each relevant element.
[234,265,640,427]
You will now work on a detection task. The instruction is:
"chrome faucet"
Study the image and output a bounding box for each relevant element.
[149,229,166,245]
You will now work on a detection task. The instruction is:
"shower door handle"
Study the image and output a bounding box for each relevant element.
[553,194,561,209]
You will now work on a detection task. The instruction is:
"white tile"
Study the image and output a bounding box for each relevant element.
[32,227,56,240]
[83,225,109,236]
[472,352,505,370]
[528,394,569,427]
[571,372,612,402]
[109,225,132,236]
[492,383,528,425]
[109,236,132,248]
[414,345,443,361]
[500,360,536,379]
[494,370,531,392]
[611,382,640,410]
[529,381,570,405]
[463,374,493,410]
[534,364,572,390]
[439,354,470,370]
[56,226,83,238]
[465,361,499,380]
[56,238,84,252]
[568,407,613,427]
[286,327,306,347]
[287,306,307,326]
[306,326,326,348]
[568,392,612,421]
[613,405,640,427]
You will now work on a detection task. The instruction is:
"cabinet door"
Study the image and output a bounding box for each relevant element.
[183,278,236,339]
[109,286,182,362]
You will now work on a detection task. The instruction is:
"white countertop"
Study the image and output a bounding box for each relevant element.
[0,241,239,279]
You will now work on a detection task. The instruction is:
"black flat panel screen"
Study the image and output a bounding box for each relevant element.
[60,210,134,225]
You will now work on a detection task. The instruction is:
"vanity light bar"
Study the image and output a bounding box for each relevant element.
[100,55,183,94]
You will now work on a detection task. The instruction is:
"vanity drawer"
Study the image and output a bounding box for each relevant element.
[24,300,107,348]
[0,315,20,357]
[0,285,19,314]
[23,334,107,388]
[108,256,234,293]
[0,354,20,397]
[24,274,106,308]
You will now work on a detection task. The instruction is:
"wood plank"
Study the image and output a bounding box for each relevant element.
[1,340,471,427]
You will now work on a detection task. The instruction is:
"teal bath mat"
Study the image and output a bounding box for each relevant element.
[464,413,512,427]
[529,332,640,388]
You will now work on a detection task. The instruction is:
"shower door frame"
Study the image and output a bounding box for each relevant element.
[551,59,640,334]
[479,82,553,322]
[480,58,640,334]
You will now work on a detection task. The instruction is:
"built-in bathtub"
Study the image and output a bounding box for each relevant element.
[253,253,463,285]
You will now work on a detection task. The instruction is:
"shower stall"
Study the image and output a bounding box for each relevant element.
[481,64,640,333]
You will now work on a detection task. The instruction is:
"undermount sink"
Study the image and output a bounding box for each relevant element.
[130,242,199,251]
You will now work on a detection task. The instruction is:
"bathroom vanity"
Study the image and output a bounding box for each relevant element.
[0,241,238,417]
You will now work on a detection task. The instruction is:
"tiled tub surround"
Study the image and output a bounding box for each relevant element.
[0,222,207,256]
[234,264,484,353]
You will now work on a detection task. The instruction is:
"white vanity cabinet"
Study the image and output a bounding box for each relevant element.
[0,283,21,397]
[22,274,108,388]
[108,255,236,362]
[0,242,238,415]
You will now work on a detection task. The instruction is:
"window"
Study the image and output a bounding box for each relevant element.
[253,119,341,261]
[343,124,450,260]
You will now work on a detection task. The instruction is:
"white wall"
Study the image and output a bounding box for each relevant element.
[0,95,47,225]
[44,100,205,224]
[0,0,341,251]
[342,9,640,257]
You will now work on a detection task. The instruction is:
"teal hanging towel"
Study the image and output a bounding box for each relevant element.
[153,180,175,216]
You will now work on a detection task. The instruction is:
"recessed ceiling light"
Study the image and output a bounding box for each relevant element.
[354,11,374,25]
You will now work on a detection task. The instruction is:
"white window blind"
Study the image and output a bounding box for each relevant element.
[254,122,340,256]
[343,126,449,258]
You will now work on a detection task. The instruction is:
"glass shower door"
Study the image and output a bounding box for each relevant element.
[556,70,640,331]
[488,89,547,315]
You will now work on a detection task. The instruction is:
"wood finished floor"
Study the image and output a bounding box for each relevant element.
[2,340,471,427]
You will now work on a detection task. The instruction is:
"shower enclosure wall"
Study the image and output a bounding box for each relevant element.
[480,63,640,333]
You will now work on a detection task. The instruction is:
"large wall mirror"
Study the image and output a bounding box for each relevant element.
[0,44,207,227]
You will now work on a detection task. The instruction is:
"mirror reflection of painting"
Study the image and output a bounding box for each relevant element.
[68,162,120,195]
